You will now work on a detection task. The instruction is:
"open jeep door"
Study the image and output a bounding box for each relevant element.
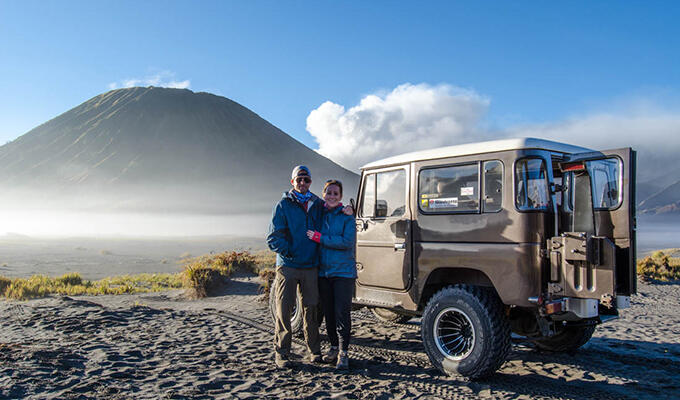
[549,148,637,302]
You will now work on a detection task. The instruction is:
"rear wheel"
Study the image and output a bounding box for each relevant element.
[535,325,595,352]
[371,307,412,324]
[421,285,510,379]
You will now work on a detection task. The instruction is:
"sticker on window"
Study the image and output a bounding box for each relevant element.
[429,197,458,208]
[460,187,474,196]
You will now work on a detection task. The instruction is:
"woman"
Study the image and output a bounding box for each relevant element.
[306,179,356,370]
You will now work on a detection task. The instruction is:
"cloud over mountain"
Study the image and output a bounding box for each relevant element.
[108,71,191,90]
[306,83,490,170]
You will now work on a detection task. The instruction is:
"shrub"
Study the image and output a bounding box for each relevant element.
[180,251,256,298]
[0,276,11,296]
[637,249,680,282]
[56,272,84,286]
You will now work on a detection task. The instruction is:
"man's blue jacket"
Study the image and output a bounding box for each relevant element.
[266,190,323,269]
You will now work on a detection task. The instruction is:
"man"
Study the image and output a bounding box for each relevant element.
[266,165,324,368]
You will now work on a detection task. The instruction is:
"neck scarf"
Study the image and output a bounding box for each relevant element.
[291,190,313,204]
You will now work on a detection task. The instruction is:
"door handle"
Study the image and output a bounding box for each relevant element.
[394,242,406,251]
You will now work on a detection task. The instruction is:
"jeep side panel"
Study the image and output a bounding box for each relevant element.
[412,149,553,308]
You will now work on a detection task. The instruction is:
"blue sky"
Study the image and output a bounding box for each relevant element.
[1,1,679,158]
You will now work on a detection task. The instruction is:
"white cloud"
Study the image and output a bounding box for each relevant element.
[307,83,680,191]
[507,110,680,156]
[306,83,490,171]
[507,108,680,187]
[107,71,191,90]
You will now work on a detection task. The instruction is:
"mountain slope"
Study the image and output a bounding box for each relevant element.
[0,87,358,213]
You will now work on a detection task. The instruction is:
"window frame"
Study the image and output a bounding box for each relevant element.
[358,166,409,220]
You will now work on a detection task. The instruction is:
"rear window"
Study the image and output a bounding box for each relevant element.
[565,157,622,210]
[586,158,621,209]
[515,158,550,211]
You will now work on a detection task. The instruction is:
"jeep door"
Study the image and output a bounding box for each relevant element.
[355,165,412,290]
[560,147,637,296]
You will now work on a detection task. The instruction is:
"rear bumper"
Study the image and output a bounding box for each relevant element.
[533,295,630,320]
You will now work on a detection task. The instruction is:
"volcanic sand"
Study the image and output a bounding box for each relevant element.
[1,274,679,399]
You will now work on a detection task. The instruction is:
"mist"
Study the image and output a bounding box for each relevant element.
[0,209,270,237]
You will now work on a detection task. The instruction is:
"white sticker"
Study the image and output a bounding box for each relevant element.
[461,187,474,196]
[429,197,458,208]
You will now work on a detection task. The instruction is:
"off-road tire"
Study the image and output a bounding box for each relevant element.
[371,307,412,324]
[268,281,304,334]
[535,325,595,352]
[421,285,510,380]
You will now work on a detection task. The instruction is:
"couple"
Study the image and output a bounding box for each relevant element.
[266,165,356,371]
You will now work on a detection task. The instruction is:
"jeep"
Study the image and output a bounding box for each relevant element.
[271,137,636,379]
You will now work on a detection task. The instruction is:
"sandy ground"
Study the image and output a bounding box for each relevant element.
[1,275,679,400]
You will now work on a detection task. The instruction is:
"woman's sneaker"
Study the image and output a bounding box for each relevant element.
[336,351,349,371]
[323,346,339,364]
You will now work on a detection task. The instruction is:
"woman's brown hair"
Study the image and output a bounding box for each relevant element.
[323,179,343,195]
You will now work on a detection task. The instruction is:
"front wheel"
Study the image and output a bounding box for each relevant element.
[421,285,510,380]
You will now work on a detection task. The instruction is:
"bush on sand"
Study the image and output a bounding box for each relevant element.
[637,249,680,282]
[181,251,259,298]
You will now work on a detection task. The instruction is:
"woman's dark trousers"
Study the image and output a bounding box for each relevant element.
[318,276,355,351]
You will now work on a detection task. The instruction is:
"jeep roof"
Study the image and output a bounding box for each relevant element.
[361,137,594,169]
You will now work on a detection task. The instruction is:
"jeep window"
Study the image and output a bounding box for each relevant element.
[360,173,376,217]
[586,158,621,209]
[360,170,406,218]
[515,158,550,211]
[376,170,406,217]
[419,164,479,213]
[483,160,503,212]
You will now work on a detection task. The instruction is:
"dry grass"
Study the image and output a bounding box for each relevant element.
[0,250,281,301]
[0,272,183,300]
[181,251,259,298]
[638,249,680,282]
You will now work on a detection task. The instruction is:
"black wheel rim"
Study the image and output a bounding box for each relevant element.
[433,307,475,360]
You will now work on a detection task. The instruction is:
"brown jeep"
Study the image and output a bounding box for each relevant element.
[271,138,636,379]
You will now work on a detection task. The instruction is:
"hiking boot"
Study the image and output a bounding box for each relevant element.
[275,353,291,368]
[306,352,323,363]
[336,351,349,371]
[323,346,339,364]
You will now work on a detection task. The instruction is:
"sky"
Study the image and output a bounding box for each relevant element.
[1,1,680,171]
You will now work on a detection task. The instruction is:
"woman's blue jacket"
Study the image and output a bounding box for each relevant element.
[318,205,357,279]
